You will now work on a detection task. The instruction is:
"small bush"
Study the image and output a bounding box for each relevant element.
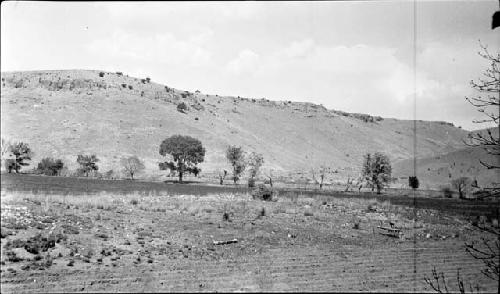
[130,199,139,205]
[121,84,127,88]
[146,77,151,83]
[116,72,123,76]
[177,102,188,113]
[99,72,105,77]
[128,85,133,90]
[252,184,274,201]
[141,79,146,84]
[441,186,453,198]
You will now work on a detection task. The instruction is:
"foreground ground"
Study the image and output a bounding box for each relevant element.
[1,189,498,292]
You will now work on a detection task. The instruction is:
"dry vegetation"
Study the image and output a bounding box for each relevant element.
[1,189,497,292]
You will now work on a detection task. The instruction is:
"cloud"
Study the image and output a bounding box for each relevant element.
[86,29,213,68]
[283,39,315,58]
[226,49,260,75]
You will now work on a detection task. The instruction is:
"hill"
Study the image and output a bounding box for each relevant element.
[393,144,498,190]
[0,70,475,183]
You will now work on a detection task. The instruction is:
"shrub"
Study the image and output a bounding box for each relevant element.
[441,186,453,198]
[121,84,127,88]
[177,102,188,113]
[116,72,123,76]
[141,79,146,84]
[4,141,32,173]
[99,72,105,77]
[128,85,133,90]
[145,77,151,83]
[252,184,274,201]
[409,176,419,189]
[36,157,64,176]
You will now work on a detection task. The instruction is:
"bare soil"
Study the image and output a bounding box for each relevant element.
[1,190,497,293]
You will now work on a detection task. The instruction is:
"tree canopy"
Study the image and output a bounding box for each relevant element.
[159,135,205,183]
[362,152,392,194]
[76,154,99,177]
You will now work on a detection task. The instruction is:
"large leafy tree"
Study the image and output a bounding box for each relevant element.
[120,155,145,180]
[5,142,32,173]
[226,145,246,184]
[159,135,205,183]
[362,152,392,194]
[76,154,99,177]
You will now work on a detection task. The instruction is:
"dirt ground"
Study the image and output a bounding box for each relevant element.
[1,190,497,293]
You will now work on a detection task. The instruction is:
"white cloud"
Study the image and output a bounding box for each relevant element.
[283,39,315,58]
[226,49,260,75]
[86,30,213,68]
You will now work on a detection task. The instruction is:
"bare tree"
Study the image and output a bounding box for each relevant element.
[464,43,499,171]
[121,155,145,180]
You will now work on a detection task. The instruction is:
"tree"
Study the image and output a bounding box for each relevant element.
[159,135,205,183]
[451,177,472,199]
[247,152,264,187]
[120,155,145,180]
[36,157,64,176]
[5,142,32,173]
[226,145,246,184]
[218,169,227,185]
[409,176,420,189]
[362,152,392,194]
[464,43,499,171]
[76,154,99,177]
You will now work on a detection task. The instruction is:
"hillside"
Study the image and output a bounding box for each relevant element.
[0,70,474,183]
[393,144,499,189]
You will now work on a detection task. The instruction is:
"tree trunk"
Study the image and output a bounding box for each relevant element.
[131,172,134,180]
[179,171,183,183]
[376,184,382,194]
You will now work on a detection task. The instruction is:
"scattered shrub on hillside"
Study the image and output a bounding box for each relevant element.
[226,145,246,184]
[141,79,146,84]
[141,91,145,97]
[36,158,64,176]
[145,77,151,83]
[128,85,133,90]
[177,102,188,113]
[116,72,123,76]
[99,72,105,78]
[121,84,127,88]
[165,86,170,92]
[194,117,199,121]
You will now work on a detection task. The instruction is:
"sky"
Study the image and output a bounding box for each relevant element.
[1,1,499,131]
